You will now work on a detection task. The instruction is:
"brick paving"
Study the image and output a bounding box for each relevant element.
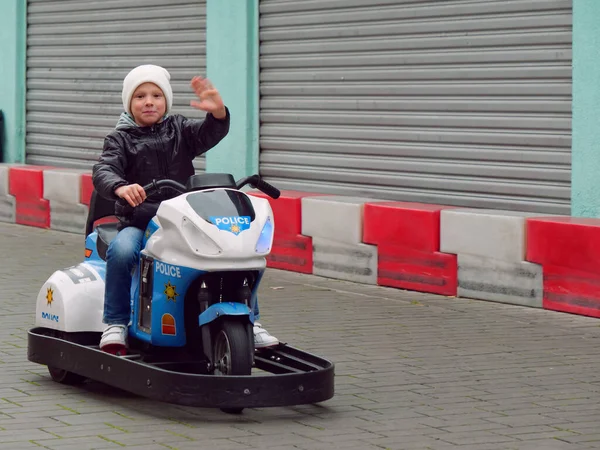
[1,222,600,449]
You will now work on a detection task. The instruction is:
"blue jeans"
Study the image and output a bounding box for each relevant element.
[103,226,144,326]
[103,226,261,326]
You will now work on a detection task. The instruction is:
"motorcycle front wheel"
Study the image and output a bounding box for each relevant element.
[213,320,253,414]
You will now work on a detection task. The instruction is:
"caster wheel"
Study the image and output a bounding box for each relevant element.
[48,366,86,385]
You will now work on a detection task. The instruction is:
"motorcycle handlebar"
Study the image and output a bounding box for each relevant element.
[236,175,280,199]
[143,179,187,196]
[115,179,187,211]
[116,174,280,210]
[236,175,281,199]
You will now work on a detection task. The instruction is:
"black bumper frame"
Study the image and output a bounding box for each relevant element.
[27,327,334,409]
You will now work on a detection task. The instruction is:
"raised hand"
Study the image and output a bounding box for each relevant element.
[190,77,226,119]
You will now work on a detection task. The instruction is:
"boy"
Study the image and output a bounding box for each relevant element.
[92,64,278,353]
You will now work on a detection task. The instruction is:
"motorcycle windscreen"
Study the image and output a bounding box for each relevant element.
[186,190,256,225]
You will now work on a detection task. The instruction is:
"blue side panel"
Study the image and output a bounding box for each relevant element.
[84,232,102,262]
[142,218,160,247]
[141,260,203,347]
[129,261,146,343]
[130,223,157,342]
[198,302,252,327]
[84,231,106,281]
[86,260,106,282]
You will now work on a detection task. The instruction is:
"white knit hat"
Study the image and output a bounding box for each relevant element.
[121,64,173,115]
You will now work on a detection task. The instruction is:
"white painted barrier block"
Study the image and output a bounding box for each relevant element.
[457,254,543,308]
[49,201,88,234]
[0,163,18,197]
[43,168,88,204]
[312,237,378,285]
[302,196,379,244]
[440,208,553,263]
[0,165,17,223]
[0,196,16,223]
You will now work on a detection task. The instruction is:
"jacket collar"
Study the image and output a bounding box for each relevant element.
[115,112,170,132]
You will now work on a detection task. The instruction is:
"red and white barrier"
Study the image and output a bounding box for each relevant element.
[312,237,378,285]
[527,217,600,318]
[302,196,379,282]
[247,190,322,274]
[5,164,600,323]
[440,209,549,307]
[457,254,543,308]
[441,209,544,263]
[80,173,94,207]
[0,164,17,223]
[43,168,90,234]
[364,201,458,296]
[9,165,52,228]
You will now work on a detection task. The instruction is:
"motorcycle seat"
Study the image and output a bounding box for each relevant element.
[96,223,119,261]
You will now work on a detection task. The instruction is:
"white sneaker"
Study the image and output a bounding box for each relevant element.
[253,322,279,348]
[100,324,127,354]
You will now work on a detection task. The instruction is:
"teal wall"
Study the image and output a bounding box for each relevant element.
[2,0,594,219]
[572,1,600,217]
[205,0,259,179]
[0,0,26,163]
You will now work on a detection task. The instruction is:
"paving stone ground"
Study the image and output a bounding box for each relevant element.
[1,222,600,450]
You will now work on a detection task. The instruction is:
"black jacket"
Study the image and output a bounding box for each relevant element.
[92,109,230,230]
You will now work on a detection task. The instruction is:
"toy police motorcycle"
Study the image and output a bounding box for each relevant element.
[27,173,334,413]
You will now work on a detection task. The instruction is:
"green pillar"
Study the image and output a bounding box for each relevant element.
[0,0,26,163]
[205,0,259,179]
[572,1,600,217]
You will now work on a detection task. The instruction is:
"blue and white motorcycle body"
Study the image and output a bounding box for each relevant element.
[28,174,335,412]
[34,174,277,371]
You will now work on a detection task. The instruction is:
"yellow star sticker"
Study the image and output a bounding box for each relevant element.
[230,224,240,234]
[164,281,179,302]
[46,287,53,306]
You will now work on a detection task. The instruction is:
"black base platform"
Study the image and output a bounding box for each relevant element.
[27,327,335,410]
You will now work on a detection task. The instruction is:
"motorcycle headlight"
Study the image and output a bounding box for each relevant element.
[255,217,274,254]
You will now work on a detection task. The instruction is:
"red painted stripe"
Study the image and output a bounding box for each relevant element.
[363,201,456,251]
[266,234,313,274]
[378,244,457,296]
[247,190,325,235]
[543,264,600,318]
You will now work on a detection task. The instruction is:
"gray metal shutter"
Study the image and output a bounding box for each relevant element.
[259,0,572,214]
[26,0,207,172]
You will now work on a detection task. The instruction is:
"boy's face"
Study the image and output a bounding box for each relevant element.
[130,82,167,127]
